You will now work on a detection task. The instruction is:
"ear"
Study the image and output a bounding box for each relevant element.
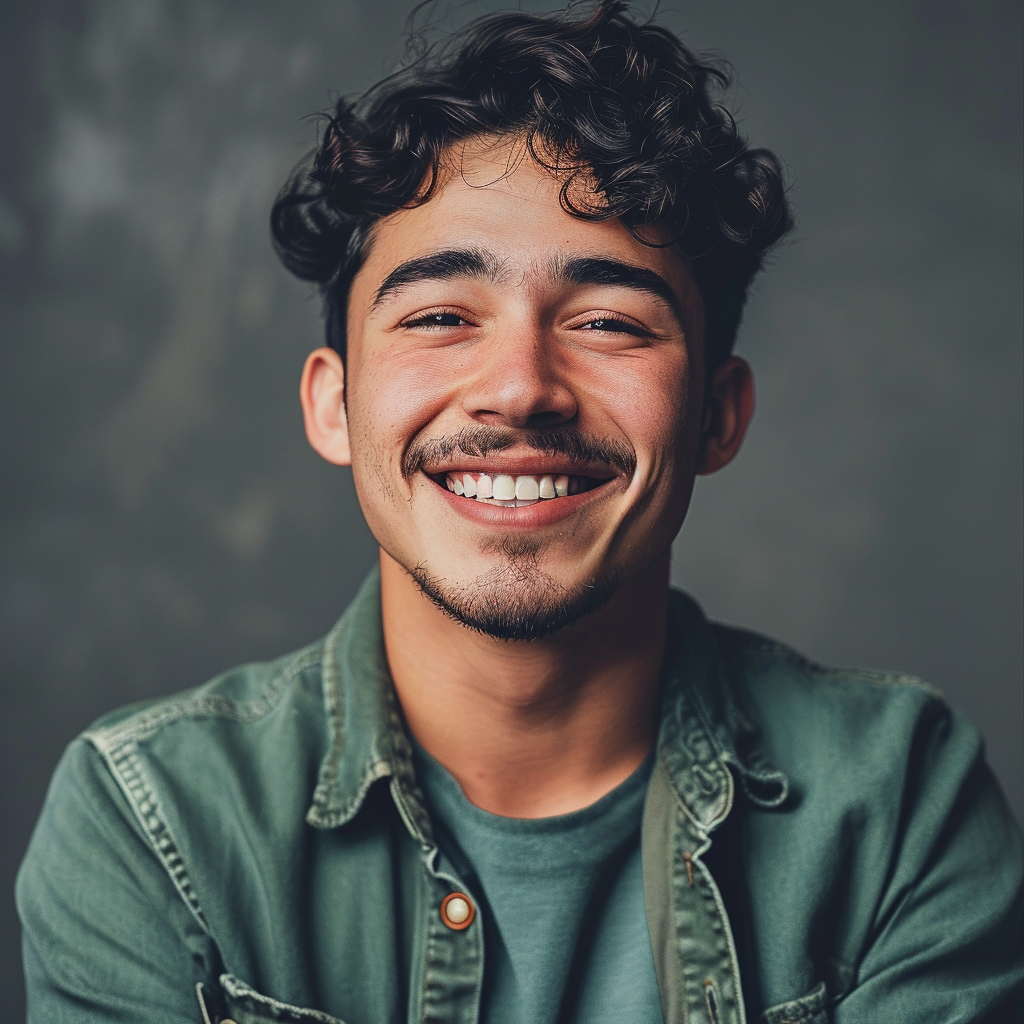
[300,347,352,467]
[696,356,755,476]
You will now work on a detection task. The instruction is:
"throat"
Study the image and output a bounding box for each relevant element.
[379,549,669,817]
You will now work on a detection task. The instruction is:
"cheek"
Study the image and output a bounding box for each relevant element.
[345,351,459,489]
[599,350,698,556]
[587,349,692,464]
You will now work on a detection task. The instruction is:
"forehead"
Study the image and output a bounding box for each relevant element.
[352,136,698,309]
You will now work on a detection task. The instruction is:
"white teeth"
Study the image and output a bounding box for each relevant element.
[515,476,540,501]
[492,475,516,501]
[445,471,591,503]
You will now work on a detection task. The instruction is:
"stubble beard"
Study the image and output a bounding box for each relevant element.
[392,425,636,639]
[408,534,621,642]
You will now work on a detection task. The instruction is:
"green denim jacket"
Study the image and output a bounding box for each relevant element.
[17,569,1024,1023]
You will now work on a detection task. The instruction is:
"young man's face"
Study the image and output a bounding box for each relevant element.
[307,137,746,639]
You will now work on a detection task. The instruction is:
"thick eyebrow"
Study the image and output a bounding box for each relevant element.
[557,256,685,325]
[372,247,503,308]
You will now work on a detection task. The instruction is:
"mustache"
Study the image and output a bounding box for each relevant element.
[402,426,637,479]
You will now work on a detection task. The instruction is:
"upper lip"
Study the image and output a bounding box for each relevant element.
[420,454,620,480]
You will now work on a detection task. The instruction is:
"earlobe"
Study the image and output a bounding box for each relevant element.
[300,347,352,467]
[696,356,755,476]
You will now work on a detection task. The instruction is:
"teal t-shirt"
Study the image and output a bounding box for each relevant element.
[412,744,664,1024]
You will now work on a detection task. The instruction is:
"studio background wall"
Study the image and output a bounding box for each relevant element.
[1,0,1020,1016]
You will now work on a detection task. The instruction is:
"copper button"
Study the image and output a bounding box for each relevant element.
[440,891,475,930]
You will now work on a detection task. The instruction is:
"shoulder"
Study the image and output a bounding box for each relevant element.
[20,635,335,958]
[706,621,1023,1011]
[703,618,1019,870]
[16,640,334,1012]
[716,621,942,710]
[712,623,969,788]
[34,636,332,895]
[84,636,327,750]
[709,619,1022,929]
[77,638,331,816]
[88,634,330,837]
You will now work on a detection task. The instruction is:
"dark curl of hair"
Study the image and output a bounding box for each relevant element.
[271,0,793,369]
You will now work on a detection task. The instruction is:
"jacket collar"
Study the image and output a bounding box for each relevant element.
[306,568,787,836]
[305,567,432,842]
[659,591,788,832]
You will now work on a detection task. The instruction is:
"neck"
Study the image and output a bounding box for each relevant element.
[380,550,669,817]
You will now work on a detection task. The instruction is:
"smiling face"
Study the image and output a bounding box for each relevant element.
[302,137,752,640]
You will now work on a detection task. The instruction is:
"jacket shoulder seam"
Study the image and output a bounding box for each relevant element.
[77,642,325,938]
[93,740,212,934]
[84,642,324,754]
[715,625,943,699]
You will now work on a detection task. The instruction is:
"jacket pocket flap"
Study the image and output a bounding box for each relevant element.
[759,980,828,1024]
[215,974,348,1024]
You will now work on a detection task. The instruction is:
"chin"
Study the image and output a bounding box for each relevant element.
[408,556,622,642]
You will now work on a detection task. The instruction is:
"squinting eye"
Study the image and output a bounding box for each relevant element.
[578,317,646,336]
[404,312,469,329]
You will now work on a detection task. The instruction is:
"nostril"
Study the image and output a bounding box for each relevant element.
[471,410,572,428]
[522,410,576,430]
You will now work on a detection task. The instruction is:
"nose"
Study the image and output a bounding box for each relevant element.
[461,326,578,429]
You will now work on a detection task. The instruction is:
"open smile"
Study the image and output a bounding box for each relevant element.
[423,460,619,524]
[440,471,603,507]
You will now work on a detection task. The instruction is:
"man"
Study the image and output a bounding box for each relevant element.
[17,2,1023,1021]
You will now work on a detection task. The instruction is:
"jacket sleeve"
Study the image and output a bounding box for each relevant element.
[835,699,1024,1024]
[16,738,218,1023]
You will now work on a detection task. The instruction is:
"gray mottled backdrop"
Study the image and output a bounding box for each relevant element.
[1,0,1021,1016]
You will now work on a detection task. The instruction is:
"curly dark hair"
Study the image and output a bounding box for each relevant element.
[271,0,793,369]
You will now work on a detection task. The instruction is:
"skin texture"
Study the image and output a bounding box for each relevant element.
[301,137,754,816]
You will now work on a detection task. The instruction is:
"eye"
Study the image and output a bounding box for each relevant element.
[402,311,472,329]
[576,316,649,337]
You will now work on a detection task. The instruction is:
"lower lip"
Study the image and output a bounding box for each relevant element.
[430,476,615,528]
